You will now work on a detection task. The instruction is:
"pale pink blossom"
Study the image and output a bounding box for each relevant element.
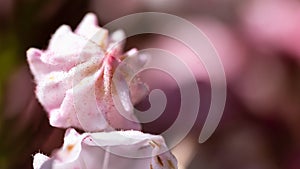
[33,128,177,169]
[27,13,148,132]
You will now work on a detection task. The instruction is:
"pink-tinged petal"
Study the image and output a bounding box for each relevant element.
[27,48,51,81]
[36,71,72,112]
[36,54,102,112]
[75,13,108,48]
[116,49,150,104]
[45,25,104,68]
[107,74,141,130]
[47,55,140,131]
[27,25,104,81]
[49,90,81,129]
[34,129,177,169]
[27,13,148,132]
[47,62,109,131]
[66,73,112,132]
[96,56,141,131]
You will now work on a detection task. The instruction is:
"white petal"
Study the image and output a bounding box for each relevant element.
[107,29,126,55]
[33,153,50,169]
[35,129,177,169]
[75,13,109,48]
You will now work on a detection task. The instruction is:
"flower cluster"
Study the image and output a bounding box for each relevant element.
[27,13,177,169]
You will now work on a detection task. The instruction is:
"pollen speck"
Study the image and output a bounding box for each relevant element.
[49,76,55,81]
[66,144,74,152]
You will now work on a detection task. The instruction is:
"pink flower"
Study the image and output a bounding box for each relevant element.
[27,13,148,132]
[33,128,177,169]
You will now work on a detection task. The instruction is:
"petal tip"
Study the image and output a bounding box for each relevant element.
[79,12,99,28]
[33,153,50,169]
[27,48,42,59]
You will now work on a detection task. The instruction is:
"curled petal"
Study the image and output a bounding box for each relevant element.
[33,129,177,169]
[116,49,150,104]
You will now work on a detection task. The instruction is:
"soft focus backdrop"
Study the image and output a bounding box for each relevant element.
[0,0,300,169]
